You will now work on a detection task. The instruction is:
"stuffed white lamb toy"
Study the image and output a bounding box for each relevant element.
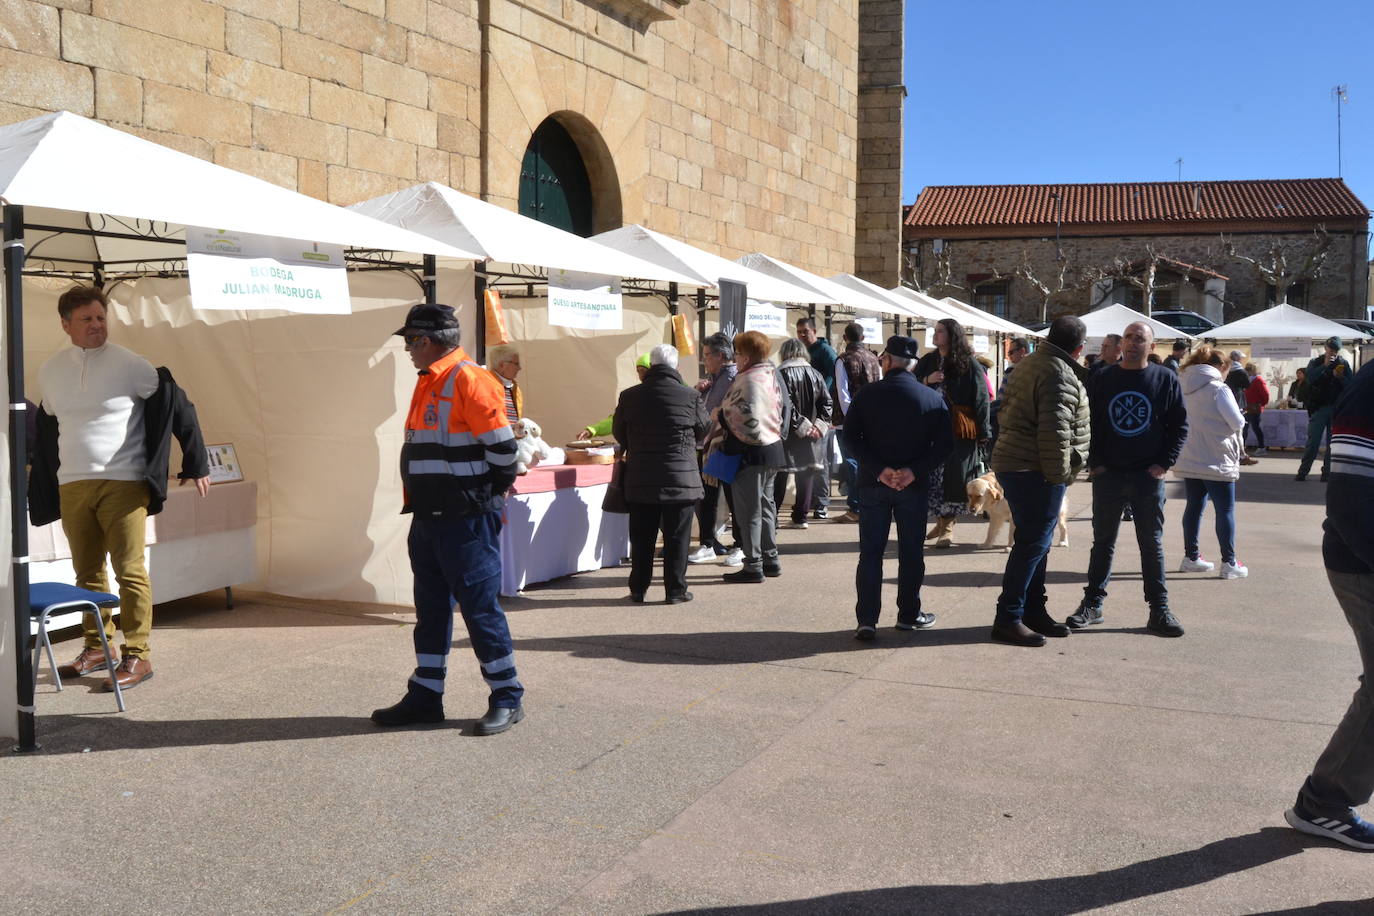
[511,417,552,474]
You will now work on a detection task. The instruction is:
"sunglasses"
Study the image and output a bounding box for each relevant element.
[403,333,428,346]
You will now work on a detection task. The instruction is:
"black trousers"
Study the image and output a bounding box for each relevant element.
[696,479,738,547]
[628,501,696,599]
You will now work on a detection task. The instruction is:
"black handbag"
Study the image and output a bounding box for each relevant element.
[602,457,629,513]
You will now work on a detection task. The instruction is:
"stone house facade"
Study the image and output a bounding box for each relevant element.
[902,180,1370,324]
[2,0,906,284]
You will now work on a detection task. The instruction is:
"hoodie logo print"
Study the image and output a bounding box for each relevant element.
[1109,391,1151,437]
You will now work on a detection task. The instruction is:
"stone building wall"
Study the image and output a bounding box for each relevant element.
[907,229,1370,324]
[2,0,865,277]
[852,0,901,286]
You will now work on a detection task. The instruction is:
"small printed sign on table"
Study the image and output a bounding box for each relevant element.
[205,443,244,484]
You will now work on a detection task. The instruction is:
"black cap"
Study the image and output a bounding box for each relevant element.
[1326,335,1343,351]
[393,303,459,336]
[884,335,920,360]
[1172,339,1188,351]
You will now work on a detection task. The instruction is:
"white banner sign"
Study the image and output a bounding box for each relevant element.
[855,316,883,344]
[547,270,622,330]
[924,327,935,349]
[744,300,788,337]
[972,332,990,354]
[1251,337,1314,360]
[186,227,350,314]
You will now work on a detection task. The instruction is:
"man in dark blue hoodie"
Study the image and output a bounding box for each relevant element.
[1284,359,1374,850]
[1066,321,1188,637]
[842,336,952,641]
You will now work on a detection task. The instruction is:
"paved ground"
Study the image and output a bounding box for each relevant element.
[4,449,1372,914]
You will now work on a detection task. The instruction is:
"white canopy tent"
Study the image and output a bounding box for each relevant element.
[939,298,1044,338]
[1078,303,1194,341]
[0,113,482,266]
[1206,302,1368,342]
[885,286,992,328]
[826,273,931,321]
[735,253,876,309]
[350,183,699,286]
[591,224,822,303]
[0,112,487,749]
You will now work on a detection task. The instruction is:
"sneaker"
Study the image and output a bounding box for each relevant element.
[895,612,936,630]
[1179,556,1215,573]
[1252,447,1268,456]
[1065,603,1104,629]
[854,625,876,641]
[835,510,860,524]
[1219,560,1249,579]
[1285,804,1374,851]
[1147,607,1185,637]
[1240,456,1259,466]
[781,520,808,530]
[687,545,718,564]
[812,508,828,520]
[722,548,745,567]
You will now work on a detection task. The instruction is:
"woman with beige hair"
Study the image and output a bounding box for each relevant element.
[1173,344,1248,579]
[485,343,523,424]
[711,330,787,583]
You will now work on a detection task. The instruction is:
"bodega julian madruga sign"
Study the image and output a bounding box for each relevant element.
[186,227,351,314]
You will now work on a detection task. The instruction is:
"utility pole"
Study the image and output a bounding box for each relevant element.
[1332,84,1349,178]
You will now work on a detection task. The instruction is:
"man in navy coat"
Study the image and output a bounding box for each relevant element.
[841,336,953,641]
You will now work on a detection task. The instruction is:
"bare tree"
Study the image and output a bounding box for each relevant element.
[1013,251,1080,323]
[1222,226,1331,306]
[1080,247,1192,314]
[915,243,964,297]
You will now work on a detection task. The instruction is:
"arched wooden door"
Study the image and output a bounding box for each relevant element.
[518,118,594,237]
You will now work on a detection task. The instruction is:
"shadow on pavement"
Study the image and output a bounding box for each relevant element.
[664,828,1338,915]
[502,625,997,665]
[20,713,444,754]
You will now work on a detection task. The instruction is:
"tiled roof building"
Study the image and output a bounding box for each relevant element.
[903,179,1370,323]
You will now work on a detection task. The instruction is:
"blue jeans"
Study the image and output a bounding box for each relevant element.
[1299,405,1335,476]
[1084,469,1167,611]
[1299,570,1374,817]
[837,431,859,512]
[1181,478,1236,565]
[995,471,1067,625]
[408,512,522,707]
[854,483,928,627]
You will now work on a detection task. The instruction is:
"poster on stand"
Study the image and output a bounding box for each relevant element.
[186,227,350,314]
[744,300,788,337]
[718,279,747,337]
[547,270,622,330]
[972,332,990,354]
[1252,337,1313,360]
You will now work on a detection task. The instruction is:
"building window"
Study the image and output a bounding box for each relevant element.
[1267,282,1308,306]
[1121,285,1177,311]
[971,279,1009,317]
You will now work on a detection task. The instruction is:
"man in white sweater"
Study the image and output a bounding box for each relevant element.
[38,286,206,690]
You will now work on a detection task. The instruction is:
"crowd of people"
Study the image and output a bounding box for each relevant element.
[31,287,1373,850]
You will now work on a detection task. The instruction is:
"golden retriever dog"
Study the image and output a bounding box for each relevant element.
[967,471,1069,551]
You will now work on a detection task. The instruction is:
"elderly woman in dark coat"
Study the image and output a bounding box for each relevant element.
[914,318,991,548]
[613,344,709,604]
[774,337,833,529]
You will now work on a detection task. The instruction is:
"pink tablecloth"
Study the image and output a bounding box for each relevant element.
[511,463,615,495]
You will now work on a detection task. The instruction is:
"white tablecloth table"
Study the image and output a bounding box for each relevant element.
[500,464,628,596]
[1250,409,1308,449]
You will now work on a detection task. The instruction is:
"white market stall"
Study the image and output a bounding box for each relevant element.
[1077,303,1194,345]
[1,112,483,749]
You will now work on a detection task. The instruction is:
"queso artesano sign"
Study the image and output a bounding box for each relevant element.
[186,227,350,314]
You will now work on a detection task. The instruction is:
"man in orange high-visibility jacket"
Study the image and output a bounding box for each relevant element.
[371,304,525,735]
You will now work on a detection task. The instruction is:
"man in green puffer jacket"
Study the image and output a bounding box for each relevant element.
[988,315,1091,647]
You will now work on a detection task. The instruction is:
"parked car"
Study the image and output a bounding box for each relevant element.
[1334,318,1374,340]
[1150,309,1218,335]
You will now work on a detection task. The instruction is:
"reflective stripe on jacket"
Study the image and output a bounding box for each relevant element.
[402,347,517,518]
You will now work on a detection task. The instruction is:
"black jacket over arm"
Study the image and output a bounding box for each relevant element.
[613,364,709,504]
[29,367,210,526]
[842,370,953,490]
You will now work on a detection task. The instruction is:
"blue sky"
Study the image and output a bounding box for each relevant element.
[902,0,1374,212]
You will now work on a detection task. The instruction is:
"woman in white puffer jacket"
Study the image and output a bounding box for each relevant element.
[1173,345,1249,578]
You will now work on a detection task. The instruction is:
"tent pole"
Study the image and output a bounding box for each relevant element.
[473,260,488,364]
[4,204,38,752]
[422,254,436,305]
[696,287,706,375]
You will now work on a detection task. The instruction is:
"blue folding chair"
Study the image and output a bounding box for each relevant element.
[29,582,125,713]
